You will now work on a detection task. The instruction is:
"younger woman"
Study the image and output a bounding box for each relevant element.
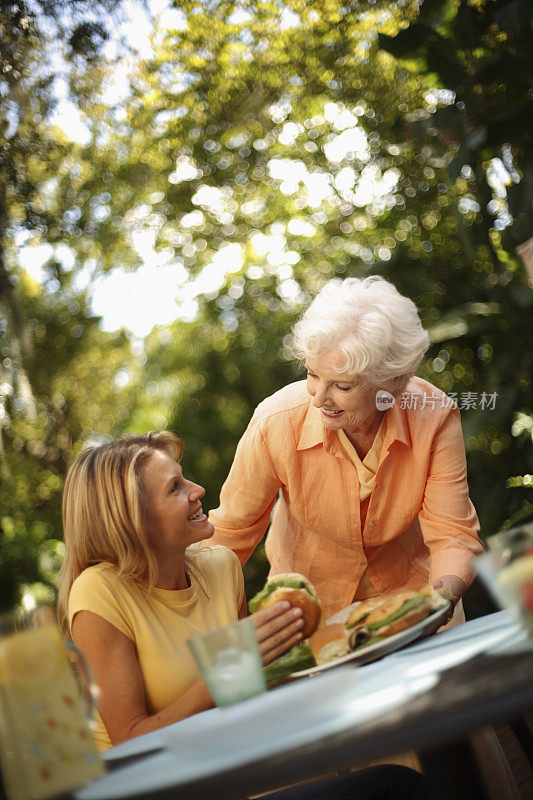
[58,431,305,750]
[57,431,428,800]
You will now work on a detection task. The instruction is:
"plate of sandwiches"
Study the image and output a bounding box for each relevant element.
[250,575,453,683]
[291,586,453,678]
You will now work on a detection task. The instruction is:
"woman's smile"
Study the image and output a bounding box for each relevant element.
[142,452,214,554]
[321,408,343,418]
[187,506,207,523]
[305,351,384,436]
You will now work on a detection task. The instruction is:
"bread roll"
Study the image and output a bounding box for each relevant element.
[310,624,351,665]
[251,573,322,638]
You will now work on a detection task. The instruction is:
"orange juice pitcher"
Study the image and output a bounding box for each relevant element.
[0,606,105,800]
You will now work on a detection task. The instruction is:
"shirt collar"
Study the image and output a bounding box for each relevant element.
[297,402,325,450]
[385,398,411,449]
[297,396,412,451]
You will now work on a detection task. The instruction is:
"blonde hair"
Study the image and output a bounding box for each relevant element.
[57,431,195,630]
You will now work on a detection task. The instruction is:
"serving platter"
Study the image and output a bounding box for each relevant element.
[288,600,452,679]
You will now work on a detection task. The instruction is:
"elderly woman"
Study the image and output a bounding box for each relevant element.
[209,276,483,623]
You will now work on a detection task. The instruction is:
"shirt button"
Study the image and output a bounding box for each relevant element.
[360,561,367,567]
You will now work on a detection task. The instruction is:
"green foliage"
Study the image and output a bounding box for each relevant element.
[0,272,141,609]
[378,0,533,242]
[125,0,530,519]
[0,0,143,609]
[376,0,533,533]
[0,0,531,607]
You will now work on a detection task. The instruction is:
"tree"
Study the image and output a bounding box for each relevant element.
[0,267,140,610]
[378,0,532,247]
[0,0,138,434]
[0,0,148,609]
[3,0,531,606]
[378,0,533,527]
[96,0,529,544]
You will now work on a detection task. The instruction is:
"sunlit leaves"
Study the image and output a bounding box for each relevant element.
[1,0,531,609]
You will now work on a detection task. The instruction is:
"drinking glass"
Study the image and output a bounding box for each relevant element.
[0,605,105,800]
[475,522,533,636]
[187,618,266,707]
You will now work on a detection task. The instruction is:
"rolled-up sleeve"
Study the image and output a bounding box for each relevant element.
[418,407,484,586]
[208,418,282,565]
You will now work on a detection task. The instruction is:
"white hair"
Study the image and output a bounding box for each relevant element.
[292,276,430,387]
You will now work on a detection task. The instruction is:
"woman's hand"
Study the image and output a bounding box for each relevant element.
[432,575,467,606]
[249,601,305,666]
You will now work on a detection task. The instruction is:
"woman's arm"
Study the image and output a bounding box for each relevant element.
[72,601,304,746]
[72,610,214,745]
[208,420,282,564]
[418,406,484,590]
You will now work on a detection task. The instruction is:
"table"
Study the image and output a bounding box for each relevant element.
[74,612,533,800]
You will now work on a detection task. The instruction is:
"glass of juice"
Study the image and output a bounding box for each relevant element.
[0,605,105,800]
[187,618,266,707]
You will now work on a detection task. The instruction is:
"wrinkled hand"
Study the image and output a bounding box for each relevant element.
[250,602,305,666]
[432,575,467,606]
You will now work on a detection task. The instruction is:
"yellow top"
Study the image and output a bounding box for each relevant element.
[336,421,386,502]
[337,423,385,599]
[68,545,244,751]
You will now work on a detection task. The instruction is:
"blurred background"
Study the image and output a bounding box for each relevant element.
[0,0,531,613]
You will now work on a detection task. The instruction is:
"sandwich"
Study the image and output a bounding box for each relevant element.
[346,585,448,650]
[310,624,351,666]
[345,595,387,630]
[249,572,322,637]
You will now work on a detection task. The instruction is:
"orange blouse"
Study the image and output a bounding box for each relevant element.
[208,378,483,618]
